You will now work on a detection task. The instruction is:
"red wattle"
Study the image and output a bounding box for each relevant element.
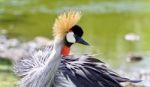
[61,45,70,57]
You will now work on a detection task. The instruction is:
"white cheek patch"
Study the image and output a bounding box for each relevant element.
[66,32,76,43]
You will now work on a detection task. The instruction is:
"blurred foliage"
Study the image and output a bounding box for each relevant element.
[0,58,17,87]
[0,58,12,65]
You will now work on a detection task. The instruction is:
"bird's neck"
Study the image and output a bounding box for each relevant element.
[51,39,71,58]
[47,39,64,62]
[61,45,70,57]
[61,39,72,57]
[53,39,64,56]
[41,39,64,86]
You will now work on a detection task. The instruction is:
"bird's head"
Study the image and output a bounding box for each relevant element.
[53,10,89,56]
[65,25,89,46]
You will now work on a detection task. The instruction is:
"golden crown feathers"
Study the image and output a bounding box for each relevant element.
[53,10,82,40]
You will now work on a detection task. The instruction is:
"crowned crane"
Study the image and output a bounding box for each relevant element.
[14,10,140,87]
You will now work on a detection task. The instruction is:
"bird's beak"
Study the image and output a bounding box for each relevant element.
[76,36,90,46]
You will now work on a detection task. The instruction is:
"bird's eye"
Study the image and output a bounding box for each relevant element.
[66,32,76,43]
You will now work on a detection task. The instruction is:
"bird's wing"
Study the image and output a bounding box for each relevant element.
[14,46,52,76]
[54,54,137,87]
[13,45,54,87]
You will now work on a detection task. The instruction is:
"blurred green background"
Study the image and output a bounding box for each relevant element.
[0,0,150,86]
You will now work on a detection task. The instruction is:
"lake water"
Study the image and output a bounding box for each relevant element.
[0,0,150,71]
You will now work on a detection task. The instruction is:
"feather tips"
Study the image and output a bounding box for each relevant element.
[55,55,137,87]
[53,10,82,40]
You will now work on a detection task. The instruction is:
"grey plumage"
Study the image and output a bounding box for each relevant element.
[14,44,139,87]
[14,39,64,87]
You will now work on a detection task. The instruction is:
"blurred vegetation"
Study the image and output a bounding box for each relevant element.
[0,58,17,87]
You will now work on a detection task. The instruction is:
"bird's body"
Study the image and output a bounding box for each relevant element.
[14,44,137,87]
[14,10,139,87]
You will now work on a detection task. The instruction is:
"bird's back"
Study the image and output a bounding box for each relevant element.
[53,55,139,87]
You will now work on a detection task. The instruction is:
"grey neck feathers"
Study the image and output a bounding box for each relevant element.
[38,39,64,87]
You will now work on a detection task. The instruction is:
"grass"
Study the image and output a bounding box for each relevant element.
[0,58,18,87]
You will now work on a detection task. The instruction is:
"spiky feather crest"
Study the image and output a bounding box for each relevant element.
[53,10,82,40]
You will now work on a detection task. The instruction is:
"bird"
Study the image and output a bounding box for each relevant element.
[13,10,140,87]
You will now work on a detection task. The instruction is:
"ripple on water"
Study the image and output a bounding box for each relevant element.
[55,2,150,14]
[1,1,150,15]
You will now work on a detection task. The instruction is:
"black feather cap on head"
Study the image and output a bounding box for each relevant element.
[71,25,83,37]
